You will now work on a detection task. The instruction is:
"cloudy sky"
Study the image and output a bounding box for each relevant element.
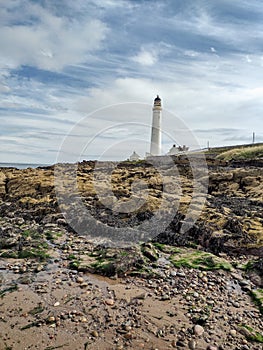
[0,0,262,163]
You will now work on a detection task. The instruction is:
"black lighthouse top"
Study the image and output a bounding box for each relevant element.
[154,95,161,107]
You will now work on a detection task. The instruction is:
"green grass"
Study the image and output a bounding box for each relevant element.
[170,249,232,271]
[216,145,263,161]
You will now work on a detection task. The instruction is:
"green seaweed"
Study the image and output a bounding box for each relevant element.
[28,305,45,316]
[170,249,232,271]
[250,289,263,315]
[241,324,263,343]
[0,285,18,298]
[21,321,40,330]
[44,345,69,350]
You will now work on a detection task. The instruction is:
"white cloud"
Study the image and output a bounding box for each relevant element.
[0,0,262,163]
[0,2,108,71]
[88,0,133,8]
[131,48,158,66]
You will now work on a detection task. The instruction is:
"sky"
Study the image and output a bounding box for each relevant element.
[0,0,262,163]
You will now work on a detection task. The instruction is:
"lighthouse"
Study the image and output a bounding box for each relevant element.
[150,95,162,156]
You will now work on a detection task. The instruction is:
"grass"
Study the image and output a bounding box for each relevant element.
[216,145,263,161]
[170,249,233,271]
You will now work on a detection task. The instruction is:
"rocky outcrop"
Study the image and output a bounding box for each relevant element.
[0,171,6,195]
[0,158,262,256]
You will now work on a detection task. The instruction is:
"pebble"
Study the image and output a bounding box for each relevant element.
[47,316,56,323]
[124,332,133,340]
[91,330,99,337]
[105,298,115,306]
[76,276,84,283]
[177,272,186,277]
[230,329,237,337]
[53,301,60,307]
[171,340,177,348]
[176,340,186,347]
[188,339,196,349]
[194,325,204,336]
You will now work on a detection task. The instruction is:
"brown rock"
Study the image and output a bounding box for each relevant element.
[104,298,115,306]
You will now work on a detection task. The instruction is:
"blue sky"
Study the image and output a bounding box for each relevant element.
[0,0,262,163]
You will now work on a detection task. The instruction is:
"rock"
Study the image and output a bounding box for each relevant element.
[53,301,60,307]
[76,276,84,283]
[171,340,177,348]
[134,292,147,300]
[194,325,204,336]
[230,329,237,337]
[177,340,186,347]
[91,330,99,337]
[47,316,56,323]
[104,298,115,306]
[124,332,133,340]
[188,339,196,349]
[141,243,159,262]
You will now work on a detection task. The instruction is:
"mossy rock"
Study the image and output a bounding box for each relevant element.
[170,249,233,271]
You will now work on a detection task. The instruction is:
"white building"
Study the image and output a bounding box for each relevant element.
[167,144,189,155]
[129,151,141,161]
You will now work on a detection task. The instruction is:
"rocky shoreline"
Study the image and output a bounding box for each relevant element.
[0,156,262,349]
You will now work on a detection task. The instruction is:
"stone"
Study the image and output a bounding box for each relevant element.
[230,329,237,337]
[47,316,56,323]
[188,339,196,349]
[124,332,133,340]
[91,330,99,337]
[171,340,177,348]
[176,340,186,347]
[194,325,204,336]
[76,276,84,283]
[104,298,115,306]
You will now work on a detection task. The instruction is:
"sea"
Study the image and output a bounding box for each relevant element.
[0,163,50,169]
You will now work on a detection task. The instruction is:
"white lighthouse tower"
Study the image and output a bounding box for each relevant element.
[150,95,162,156]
